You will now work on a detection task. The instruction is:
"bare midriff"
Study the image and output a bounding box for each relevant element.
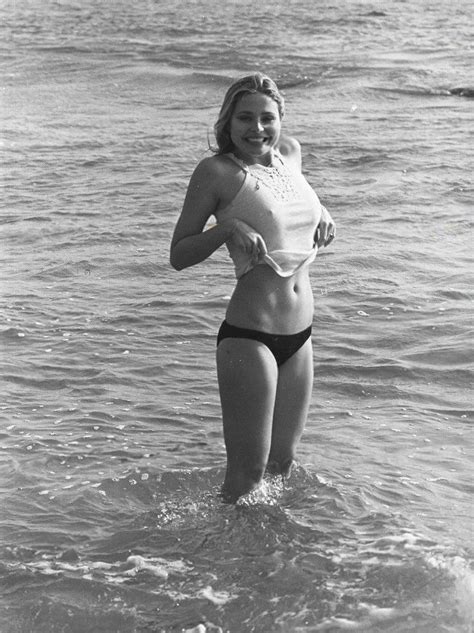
[225,264,314,334]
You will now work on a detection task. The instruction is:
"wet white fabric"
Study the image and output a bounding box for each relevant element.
[216,151,322,278]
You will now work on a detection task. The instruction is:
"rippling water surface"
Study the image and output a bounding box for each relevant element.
[1,1,473,631]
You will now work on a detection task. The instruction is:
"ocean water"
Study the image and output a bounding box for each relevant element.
[1,0,473,631]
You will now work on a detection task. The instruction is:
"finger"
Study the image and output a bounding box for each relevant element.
[244,238,259,258]
[324,227,336,246]
[242,236,256,253]
[317,225,327,247]
[256,235,267,257]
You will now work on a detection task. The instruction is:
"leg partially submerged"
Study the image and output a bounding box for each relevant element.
[268,337,313,478]
[217,337,278,503]
[217,335,313,502]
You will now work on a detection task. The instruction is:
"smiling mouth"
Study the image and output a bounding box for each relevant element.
[245,137,268,143]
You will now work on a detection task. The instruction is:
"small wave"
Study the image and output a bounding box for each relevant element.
[275,73,313,89]
[31,262,78,280]
[435,288,472,301]
[190,71,235,86]
[3,373,69,391]
[372,85,474,99]
[4,551,191,584]
[448,87,474,98]
[33,45,92,55]
[0,214,52,226]
[426,407,472,422]
[313,605,400,632]
[0,327,30,341]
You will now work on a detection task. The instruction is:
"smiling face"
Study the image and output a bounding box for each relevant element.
[229,92,282,165]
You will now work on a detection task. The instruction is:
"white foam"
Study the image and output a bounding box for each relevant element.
[314,617,361,631]
[427,553,474,624]
[122,555,168,579]
[236,477,284,506]
[196,585,236,606]
[359,603,397,619]
[184,626,206,633]
[314,604,399,632]
[7,553,192,585]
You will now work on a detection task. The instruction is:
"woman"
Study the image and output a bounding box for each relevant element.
[170,73,335,503]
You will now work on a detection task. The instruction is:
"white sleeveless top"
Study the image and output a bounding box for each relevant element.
[215,151,322,278]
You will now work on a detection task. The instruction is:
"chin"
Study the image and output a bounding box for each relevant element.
[247,143,274,155]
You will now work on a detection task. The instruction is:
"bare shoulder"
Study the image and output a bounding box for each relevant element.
[278,135,301,155]
[194,153,235,176]
[190,154,223,182]
[189,153,237,189]
[277,135,302,170]
[185,153,244,212]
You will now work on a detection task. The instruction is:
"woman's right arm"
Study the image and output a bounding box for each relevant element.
[170,158,233,271]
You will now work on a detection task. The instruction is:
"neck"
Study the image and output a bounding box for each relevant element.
[233,148,275,167]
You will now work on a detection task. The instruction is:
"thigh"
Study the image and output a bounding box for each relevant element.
[269,337,314,465]
[216,337,279,466]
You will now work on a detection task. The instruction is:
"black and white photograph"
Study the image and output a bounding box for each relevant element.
[1,1,472,631]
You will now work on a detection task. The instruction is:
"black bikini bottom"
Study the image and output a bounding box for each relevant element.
[217,320,312,367]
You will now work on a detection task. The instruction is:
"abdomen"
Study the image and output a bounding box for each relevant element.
[225,265,314,334]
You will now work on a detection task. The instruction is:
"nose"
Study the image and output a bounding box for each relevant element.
[251,120,264,132]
